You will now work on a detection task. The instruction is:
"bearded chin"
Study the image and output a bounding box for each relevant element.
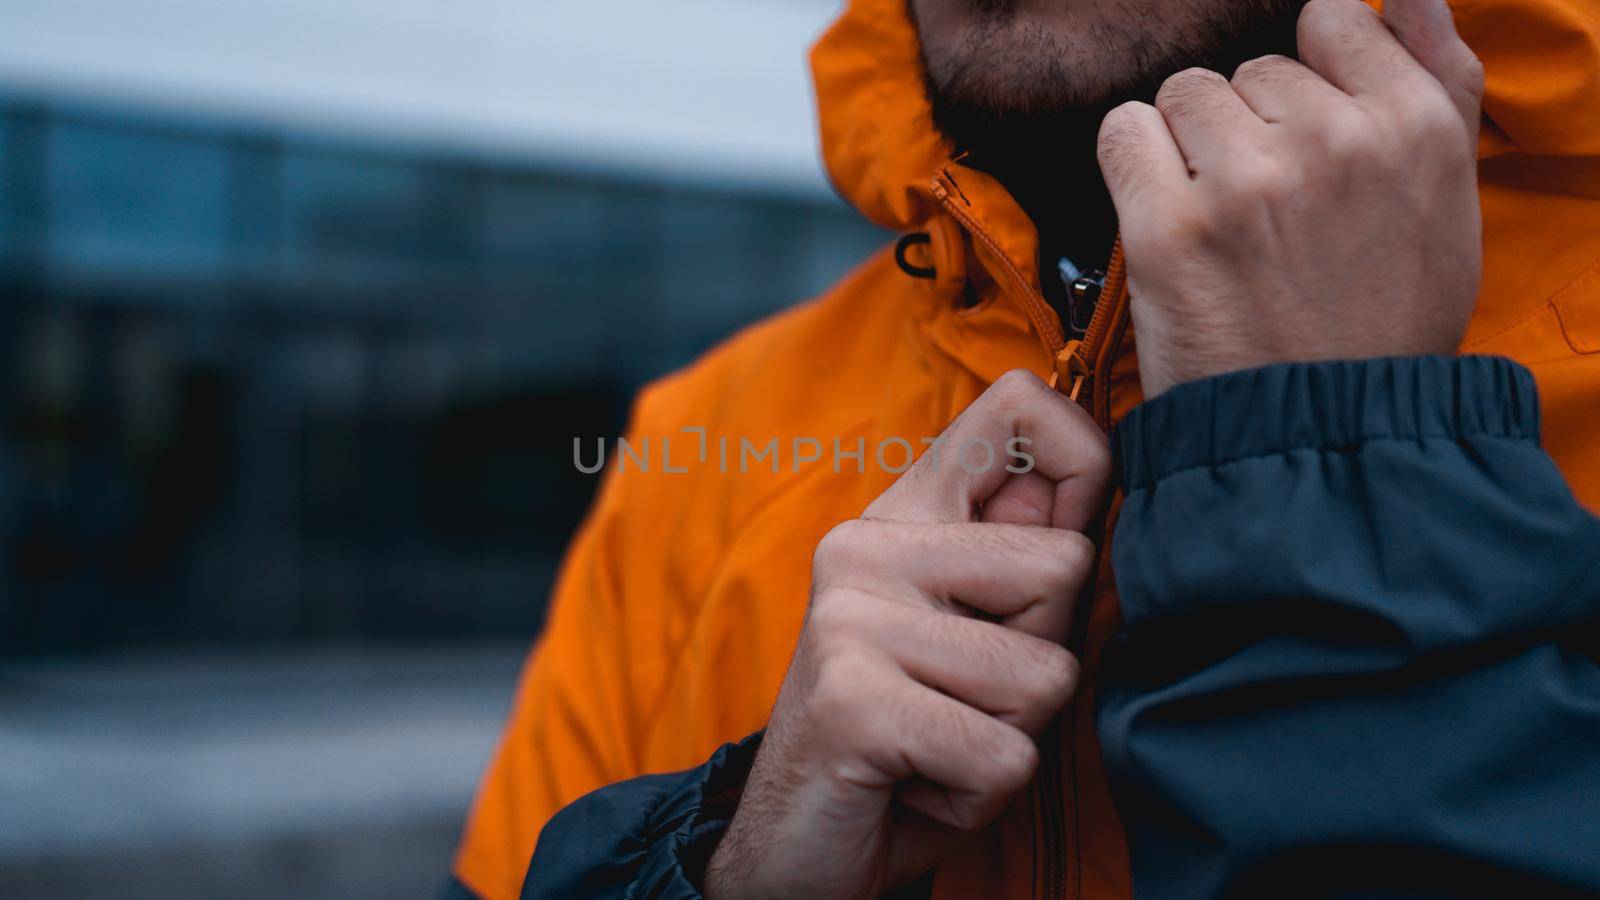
[921,0,1305,182]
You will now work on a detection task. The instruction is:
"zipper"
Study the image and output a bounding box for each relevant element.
[1045,243,1126,900]
[1056,243,1132,416]
[1043,242,1125,900]
[932,170,1128,419]
[1064,267,1106,339]
[932,170,1129,900]
[1047,243,1127,900]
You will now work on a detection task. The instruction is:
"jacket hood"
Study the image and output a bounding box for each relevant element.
[810,0,951,232]
[809,0,1600,233]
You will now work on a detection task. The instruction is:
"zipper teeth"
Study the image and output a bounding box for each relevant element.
[932,176,1067,356]
[1038,729,1066,900]
[929,169,1130,900]
[1052,238,1125,900]
[1077,237,1125,370]
[928,172,1129,900]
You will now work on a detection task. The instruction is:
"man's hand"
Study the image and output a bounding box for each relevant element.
[1097,0,1486,397]
[703,371,1111,900]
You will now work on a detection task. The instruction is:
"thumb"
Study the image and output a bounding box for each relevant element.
[1381,0,1485,139]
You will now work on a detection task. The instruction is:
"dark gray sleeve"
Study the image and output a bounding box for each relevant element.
[518,733,760,900]
[1098,355,1600,898]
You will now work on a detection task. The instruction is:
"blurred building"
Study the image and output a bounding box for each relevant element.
[0,2,886,896]
[0,0,886,653]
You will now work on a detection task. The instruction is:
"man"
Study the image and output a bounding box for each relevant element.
[450,0,1600,896]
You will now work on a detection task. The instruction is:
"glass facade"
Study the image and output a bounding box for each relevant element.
[0,97,889,652]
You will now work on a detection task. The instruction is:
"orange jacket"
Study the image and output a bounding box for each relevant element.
[453,0,1600,896]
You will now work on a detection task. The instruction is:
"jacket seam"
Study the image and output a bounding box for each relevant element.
[1462,253,1600,353]
[1460,296,1560,352]
[1550,255,1600,355]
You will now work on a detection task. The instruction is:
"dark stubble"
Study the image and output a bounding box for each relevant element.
[917,0,1306,257]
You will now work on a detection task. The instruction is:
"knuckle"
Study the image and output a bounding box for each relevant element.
[1096,105,1149,171]
[1231,54,1293,87]
[1317,109,1385,162]
[1032,531,1089,589]
[1014,642,1078,718]
[1411,94,1468,142]
[1298,0,1372,55]
[1099,99,1147,136]
[1055,529,1097,577]
[1100,101,1152,147]
[1298,0,1337,21]
[1096,102,1172,196]
[983,729,1039,794]
[992,367,1044,396]
[1157,67,1228,109]
[988,369,1046,410]
[1299,0,1360,32]
[813,518,867,572]
[803,588,852,641]
[1238,165,1296,204]
[1325,104,1373,138]
[1036,646,1081,708]
[1165,66,1227,90]
[1229,59,1267,87]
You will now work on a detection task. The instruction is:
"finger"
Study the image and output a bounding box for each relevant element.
[1099,99,1192,192]
[814,520,1093,638]
[1298,0,1475,136]
[1153,67,1264,170]
[865,684,1039,831]
[865,370,1110,529]
[1097,100,1194,230]
[1297,0,1416,96]
[1229,54,1348,124]
[980,469,1056,527]
[881,605,1079,734]
[1381,0,1485,136]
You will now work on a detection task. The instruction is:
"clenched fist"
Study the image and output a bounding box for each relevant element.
[703,371,1111,900]
[1098,0,1486,397]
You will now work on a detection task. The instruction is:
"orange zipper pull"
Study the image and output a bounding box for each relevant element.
[1051,339,1091,403]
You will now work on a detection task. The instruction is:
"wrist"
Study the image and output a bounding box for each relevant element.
[701,831,740,900]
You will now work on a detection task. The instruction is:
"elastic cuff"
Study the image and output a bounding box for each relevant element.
[1115,356,1540,493]
[632,731,763,897]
